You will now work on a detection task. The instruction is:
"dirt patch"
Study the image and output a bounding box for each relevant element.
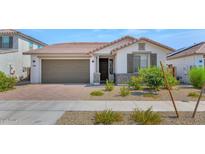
[56,111,205,125]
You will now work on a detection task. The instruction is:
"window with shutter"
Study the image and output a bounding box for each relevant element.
[2,36,10,48]
[150,53,157,67]
[29,42,33,50]
[127,54,134,73]
[1,36,13,49]
[9,37,13,48]
[133,55,141,72]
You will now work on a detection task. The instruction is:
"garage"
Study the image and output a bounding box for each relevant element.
[41,59,90,83]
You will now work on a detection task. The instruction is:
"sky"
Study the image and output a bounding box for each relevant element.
[19,29,205,49]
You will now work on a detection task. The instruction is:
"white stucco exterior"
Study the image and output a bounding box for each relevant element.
[0,34,44,80]
[115,41,170,73]
[29,38,172,84]
[95,39,132,55]
[167,55,204,83]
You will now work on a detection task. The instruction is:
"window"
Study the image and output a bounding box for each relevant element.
[133,55,140,72]
[133,54,148,72]
[2,36,10,48]
[138,43,145,50]
[29,42,33,50]
[1,36,13,48]
[38,45,42,48]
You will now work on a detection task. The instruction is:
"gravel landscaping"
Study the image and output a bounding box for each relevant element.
[56,111,205,125]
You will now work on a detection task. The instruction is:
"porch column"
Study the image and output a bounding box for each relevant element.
[96,55,99,72]
[93,55,100,85]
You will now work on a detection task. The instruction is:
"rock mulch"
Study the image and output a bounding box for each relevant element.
[56,111,205,125]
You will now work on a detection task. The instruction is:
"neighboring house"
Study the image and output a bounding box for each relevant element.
[24,36,173,84]
[167,42,205,83]
[0,29,47,80]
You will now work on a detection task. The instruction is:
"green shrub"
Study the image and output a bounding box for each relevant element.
[105,80,114,91]
[120,86,130,97]
[90,90,104,96]
[139,67,163,91]
[128,76,142,90]
[188,67,205,88]
[0,71,17,92]
[95,110,123,124]
[131,107,161,125]
[187,92,199,98]
[164,72,178,89]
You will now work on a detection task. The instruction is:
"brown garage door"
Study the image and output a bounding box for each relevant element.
[42,59,90,83]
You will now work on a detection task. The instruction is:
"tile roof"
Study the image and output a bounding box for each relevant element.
[167,42,205,60]
[89,35,136,53]
[25,35,135,55]
[139,37,175,51]
[24,36,174,55]
[24,42,108,55]
[111,37,174,54]
[0,29,47,46]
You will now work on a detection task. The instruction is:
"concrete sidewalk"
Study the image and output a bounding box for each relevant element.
[0,100,205,124]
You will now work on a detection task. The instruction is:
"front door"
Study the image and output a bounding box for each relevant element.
[99,58,108,82]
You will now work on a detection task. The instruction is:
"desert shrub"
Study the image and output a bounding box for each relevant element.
[188,67,205,88]
[143,93,158,98]
[120,86,130,97]
[187,92,200,98]
[131,107,161,125]
[105,80,114,91]
[128,76,142,90]
[90,90,104,96]
[95,110,123,124]
[139,67,163,91]
[0,71,17,92]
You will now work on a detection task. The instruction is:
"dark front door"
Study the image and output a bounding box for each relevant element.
[99,58,108,82]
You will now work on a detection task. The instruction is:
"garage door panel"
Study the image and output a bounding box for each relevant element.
[42,59,90,83]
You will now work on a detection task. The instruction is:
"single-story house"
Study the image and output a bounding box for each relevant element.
[24,36,174,84]
[0,29,47,80]
[167,42,205,83]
